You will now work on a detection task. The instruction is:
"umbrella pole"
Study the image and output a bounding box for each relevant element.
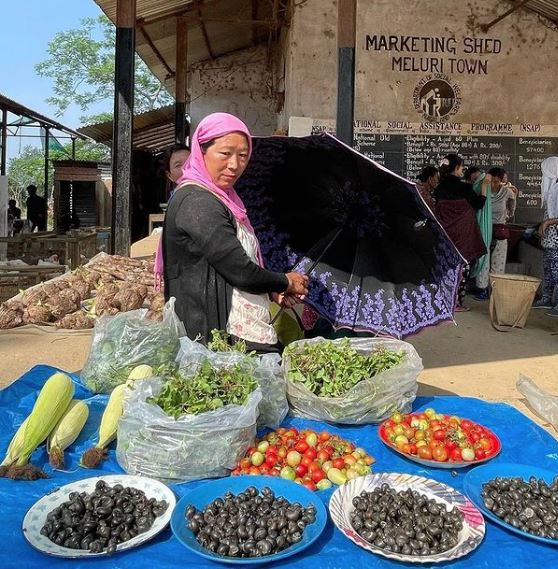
[271,225,344,326]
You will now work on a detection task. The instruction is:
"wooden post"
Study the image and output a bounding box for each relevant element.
[111,0,136,256]
[71,137,76,160]
[0,109,7,176]
[44,127,50,229]
[336,0,356,146]
[175,16,188,144]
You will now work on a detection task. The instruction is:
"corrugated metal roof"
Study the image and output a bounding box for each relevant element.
[94,0,285,95]
[0,93,88,138]
[525,0,558,23]
[77,105,176,151]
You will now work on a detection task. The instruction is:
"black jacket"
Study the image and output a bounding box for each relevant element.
[163,184,288,343]
[434,175,486,211]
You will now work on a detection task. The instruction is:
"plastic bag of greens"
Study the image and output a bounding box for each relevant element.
[282,337,422,424]
[176,335,288,429]
[81,298,185,393]
[116,369,262,482]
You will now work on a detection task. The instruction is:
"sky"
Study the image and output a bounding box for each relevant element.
[0,0,106,164]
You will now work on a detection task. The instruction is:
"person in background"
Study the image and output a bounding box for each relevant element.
[163,112,308,353]
[464,166,482,184]
[434,154,487,312]
[534,156,558,315]
[26,185,46,231]
[415,166,439,211]
[7,199,21,236]
[473,167,516,300]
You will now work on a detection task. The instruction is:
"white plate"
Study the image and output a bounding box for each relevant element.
[329,472,485,564]
[22,474,176,558]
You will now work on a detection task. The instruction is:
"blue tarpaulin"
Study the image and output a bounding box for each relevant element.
[1,365,558,568]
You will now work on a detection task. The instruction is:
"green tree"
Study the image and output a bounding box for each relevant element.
[35,14,172,123]
[8,140,109,213]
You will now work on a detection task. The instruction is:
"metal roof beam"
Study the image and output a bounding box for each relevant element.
[137,25,175,77]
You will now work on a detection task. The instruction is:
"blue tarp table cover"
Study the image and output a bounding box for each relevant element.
[1,365,558,569]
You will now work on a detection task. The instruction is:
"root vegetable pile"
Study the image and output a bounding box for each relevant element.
[41,480,168,554]
[285,339,404,397]
[186,486,316,558]
[351,485,464,556]
[482,476,558,539]
[0,255,164,330]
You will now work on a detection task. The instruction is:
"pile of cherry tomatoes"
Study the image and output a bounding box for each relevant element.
[380,408,500,463]
[232,427,375,491]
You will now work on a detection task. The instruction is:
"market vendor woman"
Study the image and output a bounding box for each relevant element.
[163,112,308,353]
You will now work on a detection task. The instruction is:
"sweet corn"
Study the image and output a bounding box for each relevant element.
[81,384,126,468]
[16,372,74,466]
[127,364,154,381]
[1,417,29,466]
[47,400,89,469]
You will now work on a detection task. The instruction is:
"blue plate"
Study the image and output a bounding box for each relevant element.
[170,476,328,565]
[464,462,558,546]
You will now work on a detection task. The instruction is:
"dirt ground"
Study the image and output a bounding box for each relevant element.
[0,296,556,436]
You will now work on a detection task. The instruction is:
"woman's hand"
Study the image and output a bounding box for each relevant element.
[285,272,309,296]
[271,292,300,308]
[539,219,558,237]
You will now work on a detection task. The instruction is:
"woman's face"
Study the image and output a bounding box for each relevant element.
[453,164,464,177]
[167,149,190,183]
[203,133,250,189]
[428,172,440,188]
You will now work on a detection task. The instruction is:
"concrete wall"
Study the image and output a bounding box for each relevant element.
[188,45,278,135]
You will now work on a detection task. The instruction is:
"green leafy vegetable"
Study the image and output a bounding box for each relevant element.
[207,329,255,355]
[285,339,404,398]
[149,359,258,418]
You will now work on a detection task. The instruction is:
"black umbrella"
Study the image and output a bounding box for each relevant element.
[236,133,464,338]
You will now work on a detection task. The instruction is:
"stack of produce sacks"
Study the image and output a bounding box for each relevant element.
[116,338,265,483]
[81,298,185,393]
[282,337,422,424]
[0,254,165,330]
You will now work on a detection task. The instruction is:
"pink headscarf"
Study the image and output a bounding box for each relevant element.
[154,112,260,289]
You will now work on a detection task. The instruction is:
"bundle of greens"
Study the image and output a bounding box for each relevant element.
[207,329,253,355]
[285,338,404,398]
[150,359,258,418]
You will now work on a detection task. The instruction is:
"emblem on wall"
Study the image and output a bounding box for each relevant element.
[413,74,461,121]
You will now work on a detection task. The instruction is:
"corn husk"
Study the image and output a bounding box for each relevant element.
[47,400,89,469]
[81,384,126,468]
[127,365,153,381]
[0,417,29,469]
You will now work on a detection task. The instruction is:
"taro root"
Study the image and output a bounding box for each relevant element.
[23,304,54,325]
[3,299,25,312]
[96,282,119,296]
[48,294,81,320]
[149,294,165,312]
[113,290,144,312]
[0,306,23,329]
[56,311,95,330]
[83,269,102,286]
[21,286,48,307]
[60,274,92,301]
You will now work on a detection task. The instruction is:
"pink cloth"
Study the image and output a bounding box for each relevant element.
[154,112,261,288]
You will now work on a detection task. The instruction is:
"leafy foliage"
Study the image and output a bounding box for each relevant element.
[35,14,172,121]
[285,339,405,398]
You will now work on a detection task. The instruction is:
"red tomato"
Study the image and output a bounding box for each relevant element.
[429,440,441,451]
[433,429,446,441]
[269,468,280,477]
[232,468,240,475]
[265,455,277,468]
[301,456,313,468]
[450,447,463,461]
[317,450,330,462]
[307,462,322,474]
[294,441,309,454]
[429,420,440,430]
[432,446,449,462]
[332,458,345,470]
[249,466,261,475]
[417,446,433,460]
[445,440,457,452]
[311,469,325,483]
[319,432,331,442]
[479,438,492,452]
[470,432,481,443]
[321,445,335,457]
[401,443,412,454]
[276,428,287,435]
[304,448,318,460]
[303,480,317,492]
[240,458,251,470]
[277,447,287,459]
[295,464,308,477]
[460,419,473,431]
[247,448,256,456]
[266,445,278,456]
[408,444,418,455]
[475,448,486,460]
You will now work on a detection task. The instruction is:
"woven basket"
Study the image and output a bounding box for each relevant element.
[489,273,541,331]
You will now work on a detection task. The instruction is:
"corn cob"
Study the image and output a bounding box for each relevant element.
[2,372,74,480]
[47,400,89,470]
[0,417,29,471]
[127,365,153,381]
[81,384,126,468]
